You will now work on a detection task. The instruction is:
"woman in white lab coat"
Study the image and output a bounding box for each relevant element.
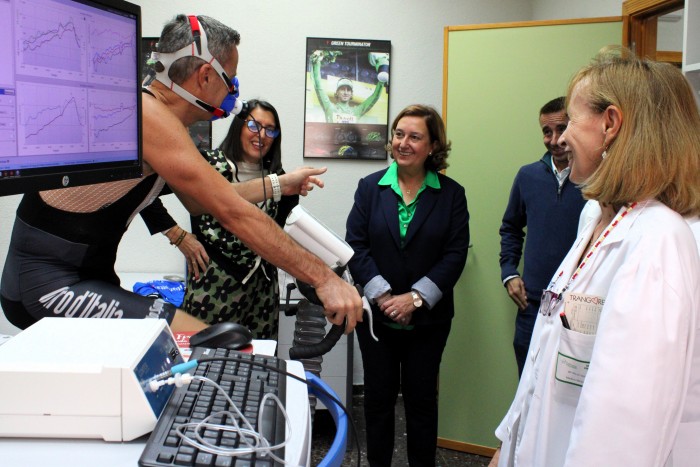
[491,47,700,467]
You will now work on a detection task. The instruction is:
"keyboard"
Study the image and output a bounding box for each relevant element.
[139,346,287,467]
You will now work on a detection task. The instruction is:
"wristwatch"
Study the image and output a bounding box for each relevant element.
[411,290,423,308]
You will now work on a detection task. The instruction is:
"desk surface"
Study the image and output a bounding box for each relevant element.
[0,340,310,467]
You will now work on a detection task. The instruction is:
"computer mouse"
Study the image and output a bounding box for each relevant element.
[189,322,253,350]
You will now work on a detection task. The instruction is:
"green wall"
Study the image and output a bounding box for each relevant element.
[438,19,622,450]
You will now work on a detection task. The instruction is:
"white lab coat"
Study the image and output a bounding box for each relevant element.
[496,199,700,467]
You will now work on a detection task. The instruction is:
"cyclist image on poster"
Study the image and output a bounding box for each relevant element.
[303,37,390,160]
[310,49,388,124]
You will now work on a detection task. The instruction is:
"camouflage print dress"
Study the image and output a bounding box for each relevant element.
[183,150,298,339]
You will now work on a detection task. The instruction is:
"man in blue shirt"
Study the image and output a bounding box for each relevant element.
[499,97,586,377]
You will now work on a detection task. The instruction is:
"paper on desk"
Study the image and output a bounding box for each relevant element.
[563,293,605,335]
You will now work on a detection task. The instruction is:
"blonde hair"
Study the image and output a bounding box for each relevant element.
[569,46,700,216]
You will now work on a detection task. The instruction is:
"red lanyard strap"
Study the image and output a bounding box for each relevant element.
[554,202,638,297]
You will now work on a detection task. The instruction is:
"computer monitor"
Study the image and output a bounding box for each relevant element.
[0,0,142,196]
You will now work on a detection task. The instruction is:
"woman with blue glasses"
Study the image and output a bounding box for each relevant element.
[182,99,298,339]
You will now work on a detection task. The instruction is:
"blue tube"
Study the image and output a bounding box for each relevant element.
[306,372,348,467]
[170,360,198,375]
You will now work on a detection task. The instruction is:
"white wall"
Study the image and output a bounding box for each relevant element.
[658,9,685,52]
[531,0,622,19]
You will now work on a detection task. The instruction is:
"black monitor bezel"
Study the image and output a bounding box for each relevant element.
[0,0,143,196]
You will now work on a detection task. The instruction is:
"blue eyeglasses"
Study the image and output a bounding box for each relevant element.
[246,119,280,139]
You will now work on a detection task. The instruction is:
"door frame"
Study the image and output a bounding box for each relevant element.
[623,0,684,64]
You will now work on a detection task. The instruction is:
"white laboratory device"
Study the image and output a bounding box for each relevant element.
[284,205,354,268]
[0,318,183,441]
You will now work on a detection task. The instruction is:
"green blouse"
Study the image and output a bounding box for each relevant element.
[378,161,440,246]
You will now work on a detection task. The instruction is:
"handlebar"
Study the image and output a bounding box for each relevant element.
[285,269,362,360]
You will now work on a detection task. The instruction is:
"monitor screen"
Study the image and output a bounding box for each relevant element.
[0,0,142,196]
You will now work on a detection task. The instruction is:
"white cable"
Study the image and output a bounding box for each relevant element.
[165,375,299,466]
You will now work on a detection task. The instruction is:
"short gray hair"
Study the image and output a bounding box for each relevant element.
[157,14,240,84]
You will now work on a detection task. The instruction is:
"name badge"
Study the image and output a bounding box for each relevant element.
[555,351,589,387]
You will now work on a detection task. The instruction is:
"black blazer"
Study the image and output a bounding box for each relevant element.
[345,168,470,326]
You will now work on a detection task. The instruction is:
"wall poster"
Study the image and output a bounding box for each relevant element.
[141,37,212,151]
[303,37,390,160]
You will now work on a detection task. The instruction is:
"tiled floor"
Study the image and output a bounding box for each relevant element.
[311,390,492,466]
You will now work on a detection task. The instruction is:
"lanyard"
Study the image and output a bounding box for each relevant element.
[540,202,637,315]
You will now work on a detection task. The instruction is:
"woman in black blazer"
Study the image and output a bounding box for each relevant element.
[346,104,470,467]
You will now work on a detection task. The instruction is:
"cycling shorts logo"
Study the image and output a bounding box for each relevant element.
[39,287,124,319]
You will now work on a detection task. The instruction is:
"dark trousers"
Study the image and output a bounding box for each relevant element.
[513,299,539,377]
[356,318,452,467]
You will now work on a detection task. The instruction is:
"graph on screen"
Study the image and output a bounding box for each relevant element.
[11,0,138,158]
[17,82,88,155]
[1,0,141,195]
[89,22,137,86]
[15,0,88,81]
[89,90,137,150]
